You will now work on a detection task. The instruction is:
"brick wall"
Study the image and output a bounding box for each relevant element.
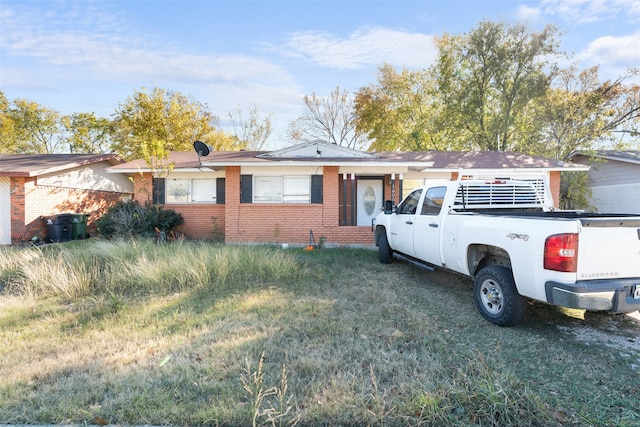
[10,177,125,242]
[170,204,225,240]
[224,166,374,246]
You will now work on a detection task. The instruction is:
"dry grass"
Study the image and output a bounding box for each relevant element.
[0,240,639,426]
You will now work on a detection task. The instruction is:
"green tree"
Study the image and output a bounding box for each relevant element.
[532,65,640,161]
[355,64,444,151]
[227,105,274,150]
[355,22,560,153]
[432,21,560,152]
[61,112,114,154]
[4,97,62,153]
[111,88,236,166]
[0,91,19,153]
[288,86,368,149]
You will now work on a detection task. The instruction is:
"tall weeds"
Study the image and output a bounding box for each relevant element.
[0,240,303,298]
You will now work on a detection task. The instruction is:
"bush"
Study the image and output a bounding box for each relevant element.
[96,200,184,239]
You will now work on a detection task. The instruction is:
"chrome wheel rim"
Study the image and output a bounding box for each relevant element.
[479,279,503,315]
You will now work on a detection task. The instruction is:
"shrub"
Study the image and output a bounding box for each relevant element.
[96,200,183,239]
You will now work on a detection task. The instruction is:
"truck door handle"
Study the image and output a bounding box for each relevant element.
[405,221,413,225]
[429,223,438,228]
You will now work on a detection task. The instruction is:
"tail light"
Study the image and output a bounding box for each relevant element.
[544,233,579,272]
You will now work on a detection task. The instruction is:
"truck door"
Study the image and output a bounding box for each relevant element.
[413,186,447,266]
[388,188,422,257]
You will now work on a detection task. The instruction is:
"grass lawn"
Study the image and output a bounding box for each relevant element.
[0,240,638,426]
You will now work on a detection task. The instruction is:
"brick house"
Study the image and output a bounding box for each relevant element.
[0,154,133,244]
[108,141,588,246]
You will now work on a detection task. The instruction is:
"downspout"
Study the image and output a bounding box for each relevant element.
[342,173,347,225]
[350,173,355,226]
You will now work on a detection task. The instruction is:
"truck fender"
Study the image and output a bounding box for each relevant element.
[467,244,512,276]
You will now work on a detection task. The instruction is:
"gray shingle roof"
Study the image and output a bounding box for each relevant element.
[569,150,640,165]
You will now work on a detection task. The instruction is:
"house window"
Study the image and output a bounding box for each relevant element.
[166,178,216,203]
[253,175,311,203]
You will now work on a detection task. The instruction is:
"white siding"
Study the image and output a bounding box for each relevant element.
[589,183,640,214]
[37,162,133,193]
[588,159,640,186]
[0,177,10,245]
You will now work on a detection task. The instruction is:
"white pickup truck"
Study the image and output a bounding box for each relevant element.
[374,178,640,326]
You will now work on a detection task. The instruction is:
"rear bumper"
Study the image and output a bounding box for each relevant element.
[545,278,640,313]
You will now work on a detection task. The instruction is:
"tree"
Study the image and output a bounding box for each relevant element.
[61,112,114,154]
[355,64,446,151]
[532,65,640,210]
[355,22,561,153]
[0,91,19,153]
[432,21,560,152]
[288,86,368,149]
[533,65,640,161]
[227,105,273,150]
[4,98,62,153]
[111,88,238,168]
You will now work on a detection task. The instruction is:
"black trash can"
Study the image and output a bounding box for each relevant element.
[71,214,88,240]
[43,213,73,242]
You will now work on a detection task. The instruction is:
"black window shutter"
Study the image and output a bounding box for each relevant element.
[152,178,165,204]
[216,178,225,204]
[311,175,323,204]
[240,175,252,203]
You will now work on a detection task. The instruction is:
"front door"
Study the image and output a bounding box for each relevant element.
[356,179,383,226]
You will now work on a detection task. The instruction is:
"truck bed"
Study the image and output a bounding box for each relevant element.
[459,210,640,226]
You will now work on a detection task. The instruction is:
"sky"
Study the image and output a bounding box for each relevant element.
[1,0,640,148]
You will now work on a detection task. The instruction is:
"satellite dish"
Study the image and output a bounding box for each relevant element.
[193,140,211,157]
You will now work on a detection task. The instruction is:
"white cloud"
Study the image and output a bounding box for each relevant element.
[278,27,437,70]
[578,31,640,67]
[540,0,640,24]
[0,4,294,89]
[515,5,542,22]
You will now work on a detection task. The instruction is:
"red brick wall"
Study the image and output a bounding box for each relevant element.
[10,177,125,243]
[224,166,374,246]
[169,204,225,240]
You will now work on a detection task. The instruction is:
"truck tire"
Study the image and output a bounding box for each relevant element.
[473,265,527,326]
[378,232,393,264]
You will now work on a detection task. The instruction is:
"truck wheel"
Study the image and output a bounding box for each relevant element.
[473,266,527,326]
[378,232,393,264]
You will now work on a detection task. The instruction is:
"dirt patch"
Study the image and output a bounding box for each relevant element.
[556,311,640,370]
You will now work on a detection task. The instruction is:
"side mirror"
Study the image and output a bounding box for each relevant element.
[384,200,394,214]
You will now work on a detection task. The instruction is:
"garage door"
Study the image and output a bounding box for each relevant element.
[0,177,10,244]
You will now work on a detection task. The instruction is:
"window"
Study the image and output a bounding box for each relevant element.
[421,186,446,215]
[166,178,216,203]
[398,189,422,214]
[254,175,311,203]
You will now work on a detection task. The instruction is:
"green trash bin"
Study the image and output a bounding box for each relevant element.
[71,214,88,240]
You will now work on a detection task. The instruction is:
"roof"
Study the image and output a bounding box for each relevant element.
[108,143,587,173]
[0,154,123,177]
[569,150,640,165]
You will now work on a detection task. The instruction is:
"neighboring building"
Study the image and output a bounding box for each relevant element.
[569,150,640,214]
[108,141,587,246]
[0,154,133,245]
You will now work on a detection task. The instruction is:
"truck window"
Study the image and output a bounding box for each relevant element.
[421,186,446,215]
[398,189,422,215]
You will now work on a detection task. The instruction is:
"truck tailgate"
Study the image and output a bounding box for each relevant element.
[577,218,640,280]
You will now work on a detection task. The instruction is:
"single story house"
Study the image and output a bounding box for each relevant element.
[108,141,588,246]
[0,154,133,245]
[569,150,640,214]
